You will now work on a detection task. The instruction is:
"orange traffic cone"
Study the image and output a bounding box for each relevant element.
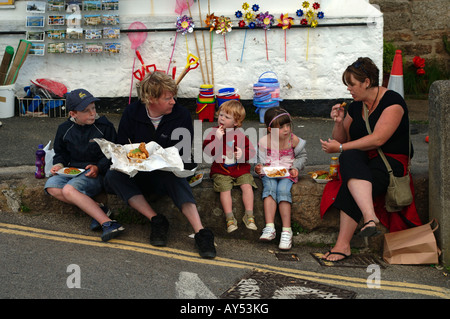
[387,50,404,98]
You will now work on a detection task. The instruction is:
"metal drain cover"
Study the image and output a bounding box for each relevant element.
[220,270,356,299]
[275,253,299,261]
[311,252,386,268]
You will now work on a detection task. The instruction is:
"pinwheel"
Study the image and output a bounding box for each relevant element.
[236,2,259,62]
[215,16,232,61]
[297,1,325,60]
[277,14,294,61]
[256,11,274,60]
[167,15,194,74]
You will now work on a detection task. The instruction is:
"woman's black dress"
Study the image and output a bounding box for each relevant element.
[333,90,412,222]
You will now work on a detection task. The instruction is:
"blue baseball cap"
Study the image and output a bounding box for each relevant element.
[66,89,99,111]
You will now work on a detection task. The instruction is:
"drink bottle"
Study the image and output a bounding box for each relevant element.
[329,156,339,180]
[35,144,46,179]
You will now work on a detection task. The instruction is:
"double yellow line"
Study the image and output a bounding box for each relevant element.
[0,222,448,299]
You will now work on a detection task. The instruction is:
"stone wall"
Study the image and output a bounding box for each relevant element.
[369,0,450,70]
[428,80,450,265]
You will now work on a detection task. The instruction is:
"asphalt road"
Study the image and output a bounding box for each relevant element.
[1,207,449,301]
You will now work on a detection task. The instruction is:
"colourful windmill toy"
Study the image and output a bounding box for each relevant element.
[236,2,259,62]
[256,11,274,60]
[297,1,325,60]
[277,14,294,61]
[215,16,232,61]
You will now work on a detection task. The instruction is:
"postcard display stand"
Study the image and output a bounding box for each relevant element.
[25,0,120,56]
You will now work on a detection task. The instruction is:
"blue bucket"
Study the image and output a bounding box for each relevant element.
[257,71,279,87]
[255,105,277,124]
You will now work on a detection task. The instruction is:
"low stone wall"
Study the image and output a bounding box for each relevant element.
[0,165,429,253]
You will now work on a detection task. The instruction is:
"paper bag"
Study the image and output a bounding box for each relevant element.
[383,219,440,265]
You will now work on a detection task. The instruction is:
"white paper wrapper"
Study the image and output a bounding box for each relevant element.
[94,138,195,178]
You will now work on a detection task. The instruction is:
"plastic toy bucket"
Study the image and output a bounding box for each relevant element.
[257,71,279,87]
[217,94,240,108]
[256,105,277,124]
[0,84,15,118]
[196,102,215,122]
[217,87,236,96]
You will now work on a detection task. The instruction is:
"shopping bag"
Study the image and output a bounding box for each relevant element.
[383,219,440,265]
[43,140,54,178]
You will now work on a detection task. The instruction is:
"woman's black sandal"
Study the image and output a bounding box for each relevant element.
[358,220,381,237]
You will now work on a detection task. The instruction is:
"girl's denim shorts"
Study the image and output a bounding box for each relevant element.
[261,176,294,204]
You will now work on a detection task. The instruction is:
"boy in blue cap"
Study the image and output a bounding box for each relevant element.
[44,89,124,241]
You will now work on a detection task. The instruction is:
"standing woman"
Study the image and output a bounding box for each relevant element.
[320,57,421,262]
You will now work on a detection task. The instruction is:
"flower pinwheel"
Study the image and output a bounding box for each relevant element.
[256,11,274,60]
[176,15,194,35]
[204,13,218,32]
[277,13,294,30]
[257,11,274,30]
[215,16,232,61]
[297,1,324,60]
[237,2,260,62]
[277,14,294,61]
[215,16,232,35]
[297,1,324,28]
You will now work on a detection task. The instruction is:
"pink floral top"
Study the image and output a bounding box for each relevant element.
[265,133,298,183]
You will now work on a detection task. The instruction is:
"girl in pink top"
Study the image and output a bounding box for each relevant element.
[255,107,307,250]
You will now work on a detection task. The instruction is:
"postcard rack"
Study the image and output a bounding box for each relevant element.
[17,96,67,117]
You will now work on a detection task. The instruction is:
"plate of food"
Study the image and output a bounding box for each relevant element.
[309,170,331,183]
[189,173,203,187]
[127,142,149,163]
[57,167,85,177]
[263,167,290,178]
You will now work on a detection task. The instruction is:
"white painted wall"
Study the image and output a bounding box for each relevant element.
[0,0,383,100]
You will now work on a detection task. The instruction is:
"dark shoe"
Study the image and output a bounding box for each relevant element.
[321,250,350,263]
[150,214,169,246]
[101,220,124,242]
[90,205,112,231]
[195,228,216,259]
[358,220,381,238]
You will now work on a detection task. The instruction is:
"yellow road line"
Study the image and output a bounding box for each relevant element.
[0,222,448,299]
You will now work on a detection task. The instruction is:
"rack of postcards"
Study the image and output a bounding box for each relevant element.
[25,0,120,56]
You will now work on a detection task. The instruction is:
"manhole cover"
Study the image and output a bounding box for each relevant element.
[220,270,356,299]
[275,253,299,261]
[311,252,386,269]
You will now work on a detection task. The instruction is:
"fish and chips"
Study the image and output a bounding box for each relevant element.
[264,167,288,178]
[127,142,149,162]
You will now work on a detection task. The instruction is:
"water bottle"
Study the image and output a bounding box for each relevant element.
[35,144,46,179]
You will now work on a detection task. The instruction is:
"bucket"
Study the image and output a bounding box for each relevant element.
[0,84,15,118]
[256,106,276,124]
[196,102,215,122]
[217,94,240,107]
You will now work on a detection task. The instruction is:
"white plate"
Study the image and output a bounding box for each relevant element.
[57,167,85,177]
[189,173,203,187]
[313,177,330,184]
[263,166,290,178]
